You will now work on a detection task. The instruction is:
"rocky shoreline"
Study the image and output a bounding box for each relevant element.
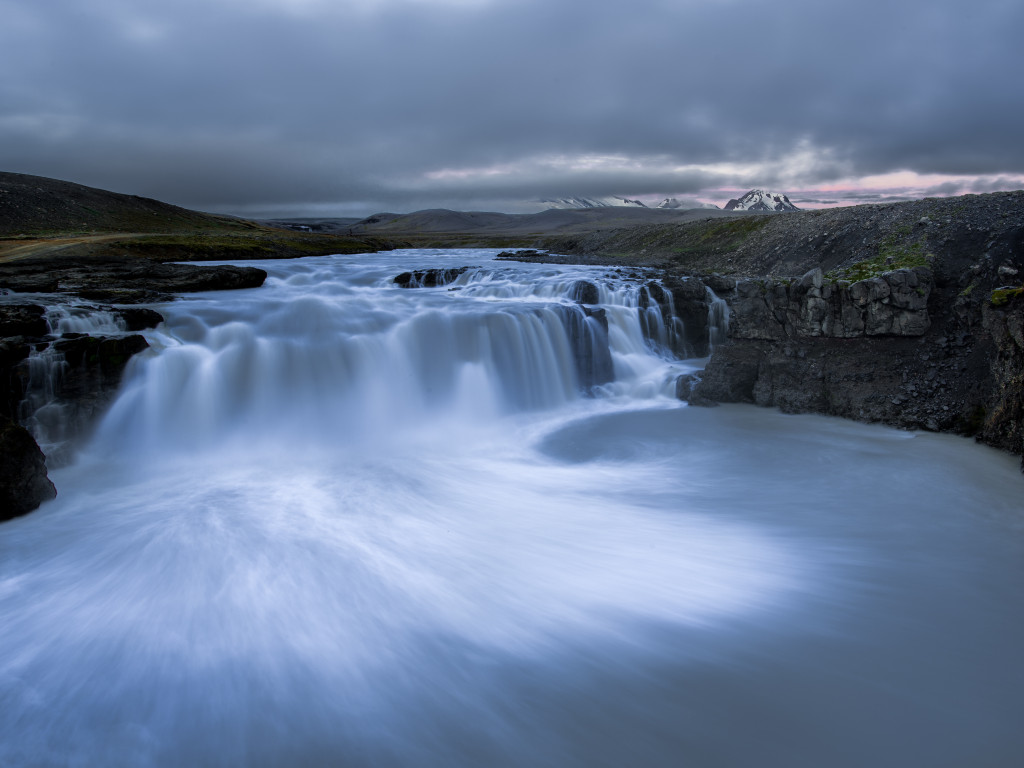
[681,267,1023,468]
[516,191,1024,469]
[0,260,270,520]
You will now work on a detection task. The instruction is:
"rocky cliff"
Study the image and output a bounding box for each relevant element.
[532,190,1024,468]
[680,260,1023,468]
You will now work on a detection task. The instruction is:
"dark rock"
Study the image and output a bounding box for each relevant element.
[0,259,267,304]
[394,267,471,288]
[0,338,32,419]
[559,306,614,391]
[53,333,148,363]
[638,279,711,358]
[23,335,151,462]
[495,249,548,261]
[581,305,609,333]
[667,280,713,357]
[0,304,49,338]
[691,343,763,403]
[75,288,170,304]
[115,307,164,331]
[704,274,737,294]
[675,372,719,407]
[980,295,1024,465]
[0,414,56,521]
[569,280,600,305]
[730,267,932,341]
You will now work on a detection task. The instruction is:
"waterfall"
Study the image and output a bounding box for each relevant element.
[3,249,1024,768]
[707,286,730,351]
[17,304,142,465]
[83,256,713,458]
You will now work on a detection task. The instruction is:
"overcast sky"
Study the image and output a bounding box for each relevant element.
[2,0,1023,217]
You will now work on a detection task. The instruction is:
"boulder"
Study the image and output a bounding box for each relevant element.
[394,267,471,288]
[0,304,50,338]
[115,307,164,331]
[0,414,56,521]
[569,280,600,305]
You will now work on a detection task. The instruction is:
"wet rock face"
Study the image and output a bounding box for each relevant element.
[0,259,267,303]
[561,306,614,390]
[728,267,932,341]
[0,305,154,514]
[393,267,471,288]
[0,414,56,521]
[35,335,150,460]
[569,280,600,305]
[114,307,164,332]
[687,259,1024,468]
[981,296,1024,462]
[689,335,986,433]
[638,278,712,358]
[0,304,49,338]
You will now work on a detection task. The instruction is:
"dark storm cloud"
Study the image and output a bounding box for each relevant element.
[2,0,1022,215]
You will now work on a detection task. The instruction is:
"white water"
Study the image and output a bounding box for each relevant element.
[2,249,1023,767]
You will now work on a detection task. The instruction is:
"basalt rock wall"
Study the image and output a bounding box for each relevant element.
[688,264,1024,468]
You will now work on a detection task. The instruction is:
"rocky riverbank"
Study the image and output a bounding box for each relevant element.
[0,259,272,520]
[521,191,1024,467]
[682,266,1023,467]
[656,200,1023,468]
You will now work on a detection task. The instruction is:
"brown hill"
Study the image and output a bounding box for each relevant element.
[0,172,385,263]
[0,172,257,237]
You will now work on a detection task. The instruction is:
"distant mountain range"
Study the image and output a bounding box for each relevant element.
[723,189,799,211]
[539,190,797,212]
[538,196,650,209]
[655,197,721,211]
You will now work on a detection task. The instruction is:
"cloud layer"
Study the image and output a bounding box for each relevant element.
[2,0,1023,215]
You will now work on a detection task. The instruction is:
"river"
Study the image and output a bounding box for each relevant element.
[2,249,1022,767]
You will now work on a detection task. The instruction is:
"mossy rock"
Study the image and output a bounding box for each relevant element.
[990,285,1024,307]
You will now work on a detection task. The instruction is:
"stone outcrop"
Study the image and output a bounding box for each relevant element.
[687,261,1024,469]
[0,414,56,520]
[0,259,267,303]
[979,294,1024,459]
[728,267,931,340]
[0,304,50,337]
[569,280,600,305]
[394,267,471,288]
[0,299,166,519]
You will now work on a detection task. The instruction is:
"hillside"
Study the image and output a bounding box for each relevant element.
[349,205,744,246]
[0,172,257,237]
[537,191,1024,278]
[0,172,385,263]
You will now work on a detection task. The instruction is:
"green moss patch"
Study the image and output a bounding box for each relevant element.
[990,285,1024,307]
[827,240,932,282]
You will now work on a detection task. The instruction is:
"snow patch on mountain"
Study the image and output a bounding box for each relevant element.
[539,196,648,209]
[657,197,720,210]
[723,190,799,212]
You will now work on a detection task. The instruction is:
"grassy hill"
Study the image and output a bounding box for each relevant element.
[0,172,386,262]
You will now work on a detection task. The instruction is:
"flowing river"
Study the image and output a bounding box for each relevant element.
[2,249,1023,767]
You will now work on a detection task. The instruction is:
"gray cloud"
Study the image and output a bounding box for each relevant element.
[2,0,1023,215]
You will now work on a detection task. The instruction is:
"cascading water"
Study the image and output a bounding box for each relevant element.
[707,286,729,350]
[16,304,136,465]
[2,249,1023,768]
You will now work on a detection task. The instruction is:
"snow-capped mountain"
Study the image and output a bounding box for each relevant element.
[656,197,720,210]
[539,196,648,209]
[723,190,799,212]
